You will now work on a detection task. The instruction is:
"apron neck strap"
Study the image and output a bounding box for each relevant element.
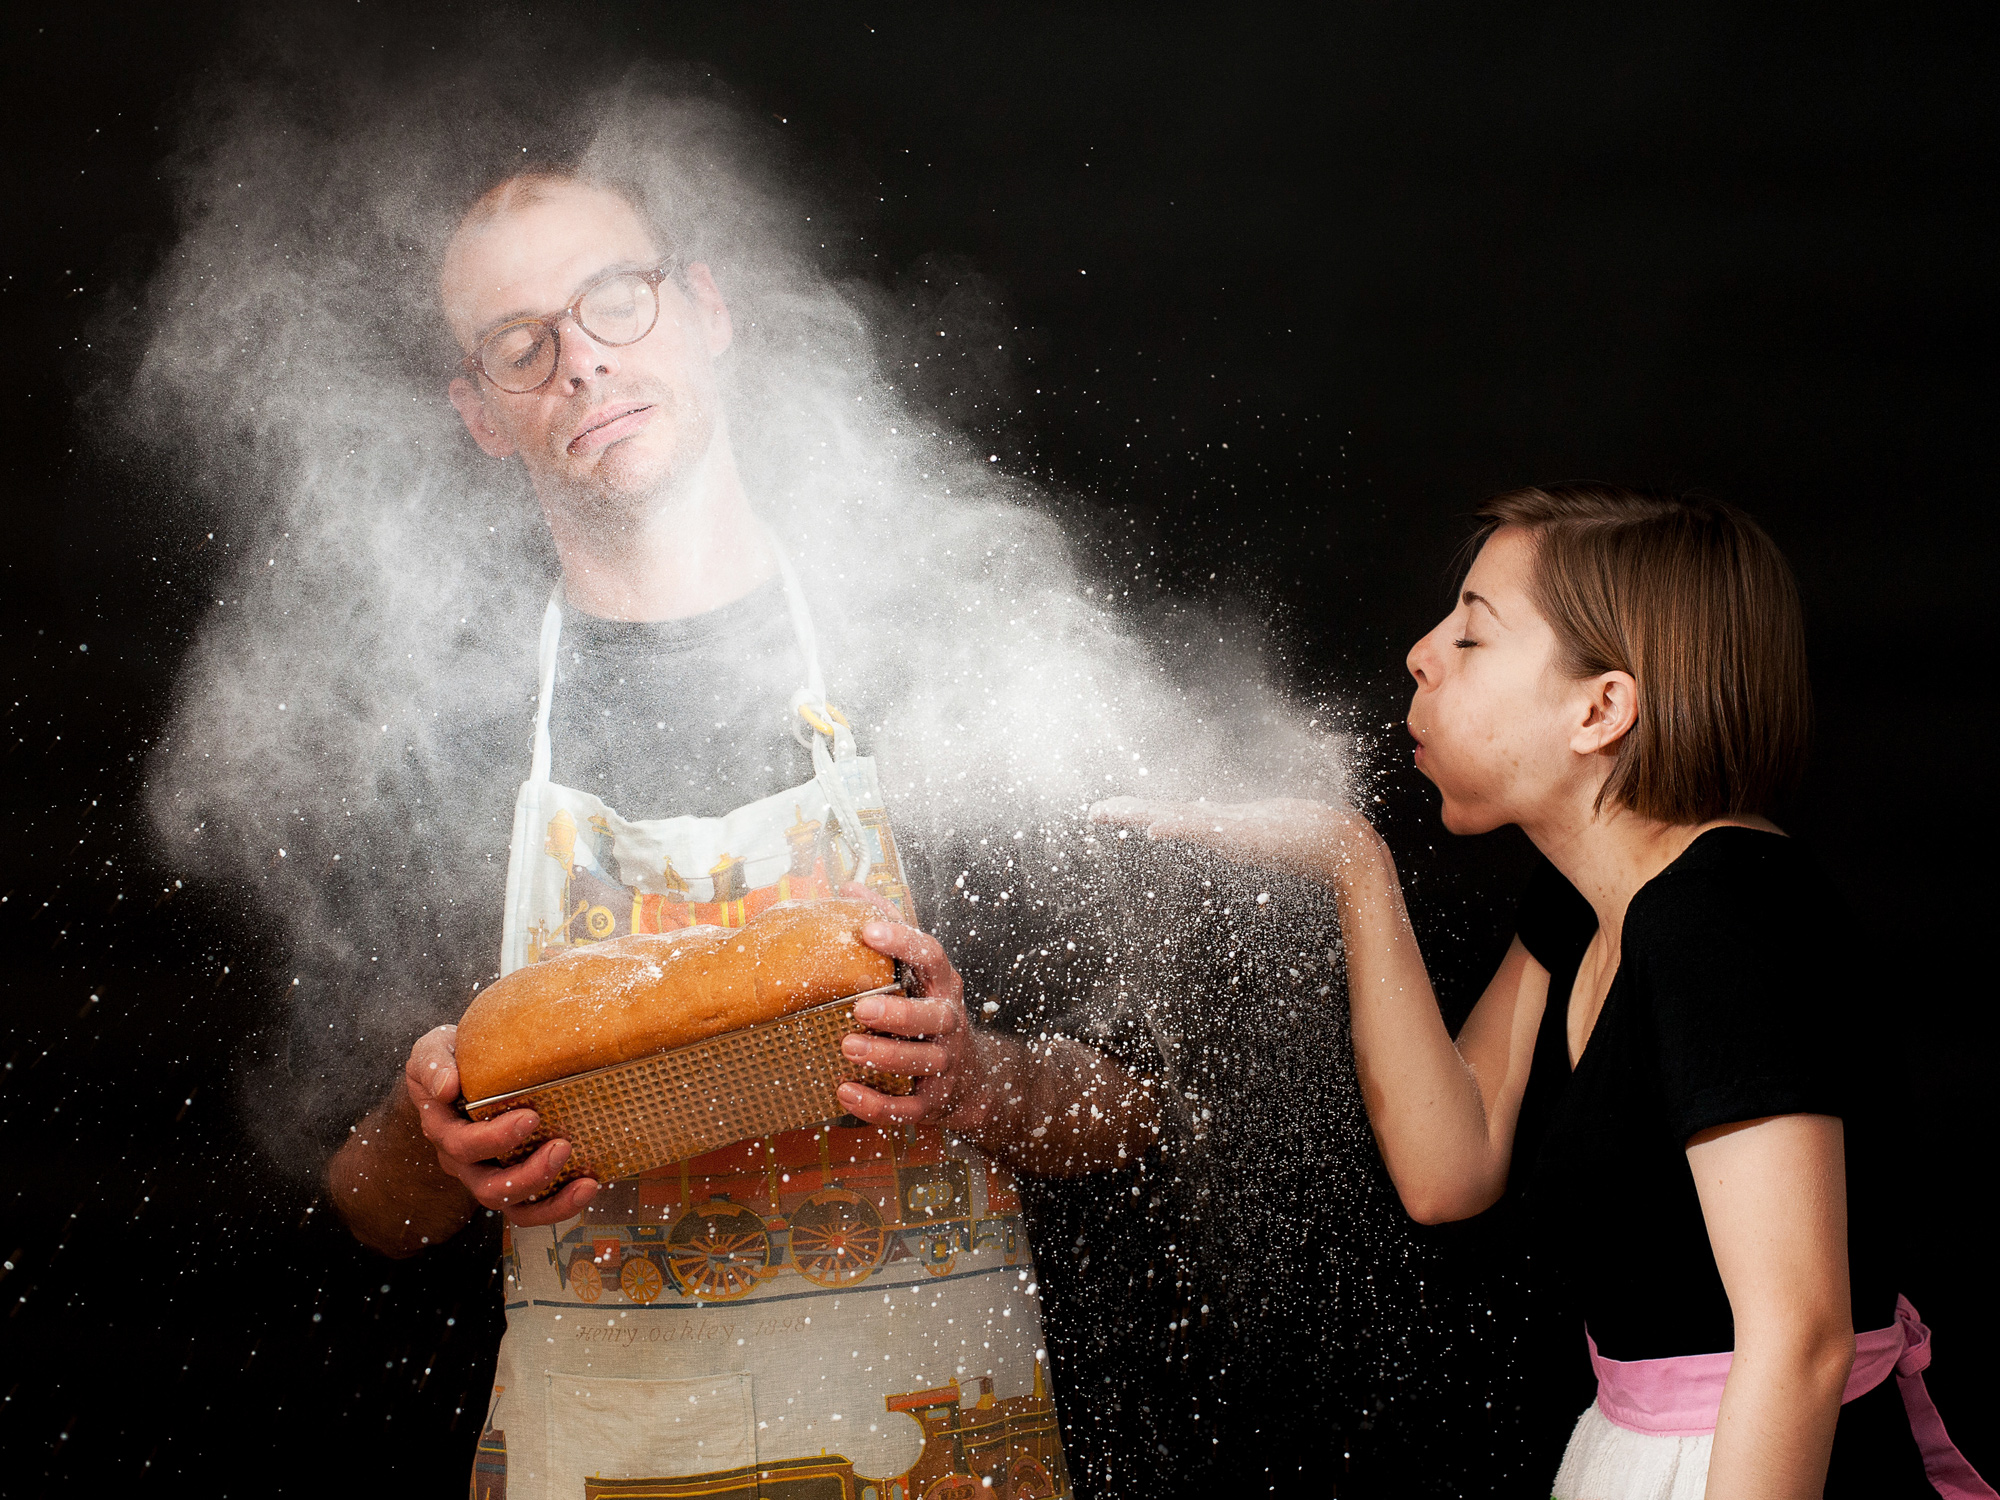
[529,587,564,784]
[527,524,836,785]
[762,522,829,707]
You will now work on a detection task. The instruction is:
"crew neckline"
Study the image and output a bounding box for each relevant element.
[560,575,789,648]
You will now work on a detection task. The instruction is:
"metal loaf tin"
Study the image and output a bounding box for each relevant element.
[461,985,914,1187]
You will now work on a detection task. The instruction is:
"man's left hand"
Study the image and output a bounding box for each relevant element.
[837,913,992,1131]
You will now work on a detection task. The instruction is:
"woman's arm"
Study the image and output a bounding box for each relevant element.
[1089,796,1546,1221]
[1689,1113,1854,1500]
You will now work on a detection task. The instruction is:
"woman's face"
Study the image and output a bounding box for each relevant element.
[1404,527,1599,835]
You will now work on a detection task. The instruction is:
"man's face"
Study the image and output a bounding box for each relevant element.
[442,180,732,518]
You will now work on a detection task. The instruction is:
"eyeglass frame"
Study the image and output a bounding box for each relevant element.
[459,261,679,394]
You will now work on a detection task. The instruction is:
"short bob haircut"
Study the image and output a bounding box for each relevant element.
[1474,484,1812,824]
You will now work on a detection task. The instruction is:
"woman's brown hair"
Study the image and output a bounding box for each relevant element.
[1474,484,1812,823]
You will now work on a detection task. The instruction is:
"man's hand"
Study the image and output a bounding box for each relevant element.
[829,888,1159,1175]
[835,918,993,1131]
[405,1025,599,1226]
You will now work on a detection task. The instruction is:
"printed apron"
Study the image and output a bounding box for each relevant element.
[476,541,1072,1500]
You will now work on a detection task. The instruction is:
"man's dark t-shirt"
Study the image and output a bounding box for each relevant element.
[547,578,811,819]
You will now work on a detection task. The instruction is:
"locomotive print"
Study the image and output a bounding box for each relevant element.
[573,1372,1065,1500]
[521,1121,1025,1305]
[525,795,915,964]
[474,1372,1064,1500]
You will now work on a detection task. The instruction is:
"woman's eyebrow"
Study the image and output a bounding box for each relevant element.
[1461,589,1506,625]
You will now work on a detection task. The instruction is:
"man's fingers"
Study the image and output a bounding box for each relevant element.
[456,1137,572,1209]
[423,1102,539,1163]
[842,1033,950,1077]
[837,1081,938,1125]
[851,993,959,1038]
[859,920,961,998]
[404,1024,462,1104]
[506,1177,598,1227]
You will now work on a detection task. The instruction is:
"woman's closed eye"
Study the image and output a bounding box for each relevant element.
[1454,636,1479,649]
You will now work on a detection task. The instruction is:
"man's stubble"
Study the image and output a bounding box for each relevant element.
[533,378,722,545]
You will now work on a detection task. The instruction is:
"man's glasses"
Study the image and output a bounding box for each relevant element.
[461,264,675,395]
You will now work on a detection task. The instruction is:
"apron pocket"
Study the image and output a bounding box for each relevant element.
[544,1371,755,1492]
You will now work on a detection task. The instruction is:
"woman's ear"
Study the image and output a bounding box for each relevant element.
[1571,671,1640,757]
[448,377,518,458]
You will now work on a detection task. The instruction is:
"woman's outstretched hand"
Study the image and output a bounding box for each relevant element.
[1088,795,1378,885]
[1094,793,1531,1225]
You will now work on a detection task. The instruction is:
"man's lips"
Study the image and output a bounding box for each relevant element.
[567,402,655,455]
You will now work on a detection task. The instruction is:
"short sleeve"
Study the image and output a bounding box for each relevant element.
[1626,836,1854,1145]
[1514,854,1597,974]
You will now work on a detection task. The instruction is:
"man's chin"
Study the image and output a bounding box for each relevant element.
[551,444,686,517]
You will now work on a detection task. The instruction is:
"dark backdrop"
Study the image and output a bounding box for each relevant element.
[3,3,1993,1494]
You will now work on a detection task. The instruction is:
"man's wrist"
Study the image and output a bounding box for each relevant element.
[942,1027,1013,1138]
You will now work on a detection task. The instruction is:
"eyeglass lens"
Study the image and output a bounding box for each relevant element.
[479,272,660,393]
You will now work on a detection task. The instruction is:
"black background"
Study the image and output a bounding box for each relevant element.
[2,2,1993,1493]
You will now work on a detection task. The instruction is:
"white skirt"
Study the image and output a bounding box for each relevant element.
[1551,1401,1713,1500]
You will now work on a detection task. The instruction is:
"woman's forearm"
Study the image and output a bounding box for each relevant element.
[1706,1325,1853,1499]
[1084,796,1526,1217]
[1319,828,1511,1220]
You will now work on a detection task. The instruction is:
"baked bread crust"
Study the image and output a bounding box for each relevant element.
[456,898,894,1102]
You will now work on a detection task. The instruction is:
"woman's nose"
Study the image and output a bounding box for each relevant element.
[1406,634,1433,689]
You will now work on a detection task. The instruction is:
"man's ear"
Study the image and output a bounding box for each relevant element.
[448,377,518,458]
[682,263,734,357]
[1571,671,1640,757]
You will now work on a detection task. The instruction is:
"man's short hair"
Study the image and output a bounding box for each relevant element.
[457,170,598,233]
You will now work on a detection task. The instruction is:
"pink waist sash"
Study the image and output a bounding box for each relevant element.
[1587,1295,1993,1498]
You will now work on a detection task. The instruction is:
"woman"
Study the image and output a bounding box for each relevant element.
[1094,485,1989,1498]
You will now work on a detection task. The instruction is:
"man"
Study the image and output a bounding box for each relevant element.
[327,171,1162,1496]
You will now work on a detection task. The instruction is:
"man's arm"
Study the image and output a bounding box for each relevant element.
[837,917,1161,1177]
[328,1083,477,1257]
[955,1026,1161,1178]
[327,1024,598,1257]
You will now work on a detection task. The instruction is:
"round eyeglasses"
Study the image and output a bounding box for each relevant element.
[461,264,675,394]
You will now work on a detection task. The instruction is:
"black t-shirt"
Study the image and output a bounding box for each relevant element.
[547,578,814,819]
[1513,828,1930,1492]
[543,577,1175,1049]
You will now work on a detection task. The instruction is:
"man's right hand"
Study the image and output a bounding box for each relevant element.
[406,1024,599,1226]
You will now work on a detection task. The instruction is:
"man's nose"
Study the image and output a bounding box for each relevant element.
[558,319,620,389]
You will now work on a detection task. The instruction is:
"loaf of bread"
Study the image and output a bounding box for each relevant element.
[455,898,895,1102]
